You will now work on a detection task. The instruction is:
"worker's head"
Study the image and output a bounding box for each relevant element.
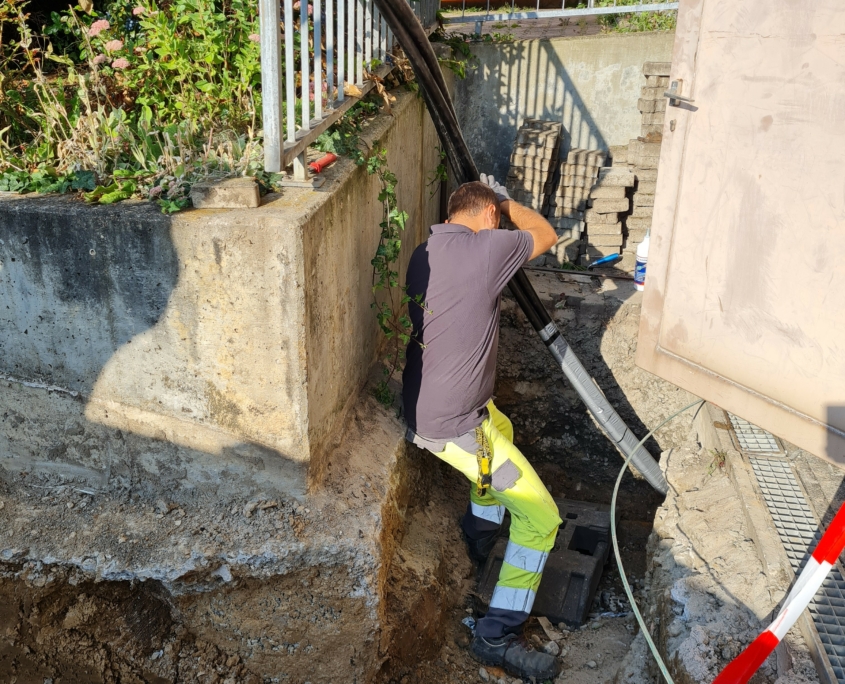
[446,181,501,232]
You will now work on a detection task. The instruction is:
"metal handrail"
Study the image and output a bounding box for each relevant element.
[442,1,678,32]
[259,0,439,176]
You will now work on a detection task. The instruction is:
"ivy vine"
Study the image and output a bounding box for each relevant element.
[315,90,427,406]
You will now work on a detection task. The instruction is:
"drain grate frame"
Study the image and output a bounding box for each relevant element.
[750,456,845,682]
[729,412,782,454]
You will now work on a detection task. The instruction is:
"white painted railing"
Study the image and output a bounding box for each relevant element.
[442,1,678,34]
[259,0,439,176]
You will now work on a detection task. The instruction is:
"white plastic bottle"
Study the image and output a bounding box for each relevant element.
[634,231,650,291]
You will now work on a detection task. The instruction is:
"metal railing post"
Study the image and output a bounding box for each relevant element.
[314,0,323,121]
[326,0,334,109]
[337,0,345,104]
[284,0,296,145]
[356,0,364,84]
[259,0,283,172]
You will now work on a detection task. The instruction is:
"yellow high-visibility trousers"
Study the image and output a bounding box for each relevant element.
[433,401,561,637]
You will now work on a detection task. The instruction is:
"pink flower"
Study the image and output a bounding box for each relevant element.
[92,54,107,64]
[111,58,130,69]
[104,39,124,52]
[88,19,110,36]
[307,4,313,14]
[293,1,300,8]
[132,6,144,15]
[248,33,260,42]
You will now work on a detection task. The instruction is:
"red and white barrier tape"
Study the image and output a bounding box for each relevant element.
[713,502,845,684]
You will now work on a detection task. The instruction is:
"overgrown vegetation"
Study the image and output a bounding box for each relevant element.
[0,0,274,210]
[594,0,677,33]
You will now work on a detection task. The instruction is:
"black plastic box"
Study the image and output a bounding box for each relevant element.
[476,499,614,627]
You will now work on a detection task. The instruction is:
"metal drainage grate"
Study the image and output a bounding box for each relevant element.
[750,457,845,682]
[729,412,781,453]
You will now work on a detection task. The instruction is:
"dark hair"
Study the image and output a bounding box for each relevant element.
[447,181,500,221]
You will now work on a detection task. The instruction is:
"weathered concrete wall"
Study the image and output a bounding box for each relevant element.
[0,88,440,498]
[300,96,442,483]
[453,32,675,179]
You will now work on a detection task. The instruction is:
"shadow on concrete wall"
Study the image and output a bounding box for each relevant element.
[0,196,305,502]
[455,39,612,180]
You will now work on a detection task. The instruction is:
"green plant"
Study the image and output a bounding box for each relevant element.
[368,144,429,406]
[708,449,727,476]
[0,0,266,211]
[594,0,677,32]
[426,146,447,197]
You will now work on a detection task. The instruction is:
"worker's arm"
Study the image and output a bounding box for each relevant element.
[500,199,557,260]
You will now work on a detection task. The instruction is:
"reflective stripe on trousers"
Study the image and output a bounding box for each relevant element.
[503,540,549,574]
[471,501,506,525]
[489,585,537,614]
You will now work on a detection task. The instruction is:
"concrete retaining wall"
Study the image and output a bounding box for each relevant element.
[0,88,440,498]
[0,88,446,682]
[453,32,675,179]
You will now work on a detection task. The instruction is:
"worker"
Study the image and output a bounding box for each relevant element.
[402,175,561,681]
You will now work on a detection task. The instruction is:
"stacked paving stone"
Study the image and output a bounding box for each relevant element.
[581,167,635,265]
[544,148,606,265]
[619,60,672,269]
[506,119,562,214]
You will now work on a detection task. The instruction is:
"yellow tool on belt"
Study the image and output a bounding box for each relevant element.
[475,426,493,496]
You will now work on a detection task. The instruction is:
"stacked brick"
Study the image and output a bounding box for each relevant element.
[505,119,562,214]
[582,167,635,265]
[543,148,606,265]
[621,60,671,268]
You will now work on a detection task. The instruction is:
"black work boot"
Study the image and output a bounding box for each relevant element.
[470,633,559,680]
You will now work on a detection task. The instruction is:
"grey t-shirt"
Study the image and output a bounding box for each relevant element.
[402,223,534,440]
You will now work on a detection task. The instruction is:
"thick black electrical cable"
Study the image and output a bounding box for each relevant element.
[377,1,477,184]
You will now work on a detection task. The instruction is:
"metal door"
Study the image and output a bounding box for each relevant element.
[637,0,845,464]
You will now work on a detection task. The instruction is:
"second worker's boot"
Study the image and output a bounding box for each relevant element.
[469,633,559,680]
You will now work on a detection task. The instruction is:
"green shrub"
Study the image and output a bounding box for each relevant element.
[0,0,265,210]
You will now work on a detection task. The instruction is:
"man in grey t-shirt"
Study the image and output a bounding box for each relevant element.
[402,178,562,680]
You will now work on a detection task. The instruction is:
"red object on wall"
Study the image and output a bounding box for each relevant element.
[308,153,338,174]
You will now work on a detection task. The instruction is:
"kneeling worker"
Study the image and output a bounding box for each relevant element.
[402,176,562,680]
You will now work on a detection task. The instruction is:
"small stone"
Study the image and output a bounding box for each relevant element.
[190,176,260,209]
[544,641,560,656]
[174,519,182,526]
[590,621,602,630]
[66,502,74,509]
[586,660,597,669]
[155,499,171,515]
[243,500,260,518]
[0,501,5,510]
[479,667,490,682]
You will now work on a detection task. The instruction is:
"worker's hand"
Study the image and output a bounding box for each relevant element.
[480,173,511,204]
